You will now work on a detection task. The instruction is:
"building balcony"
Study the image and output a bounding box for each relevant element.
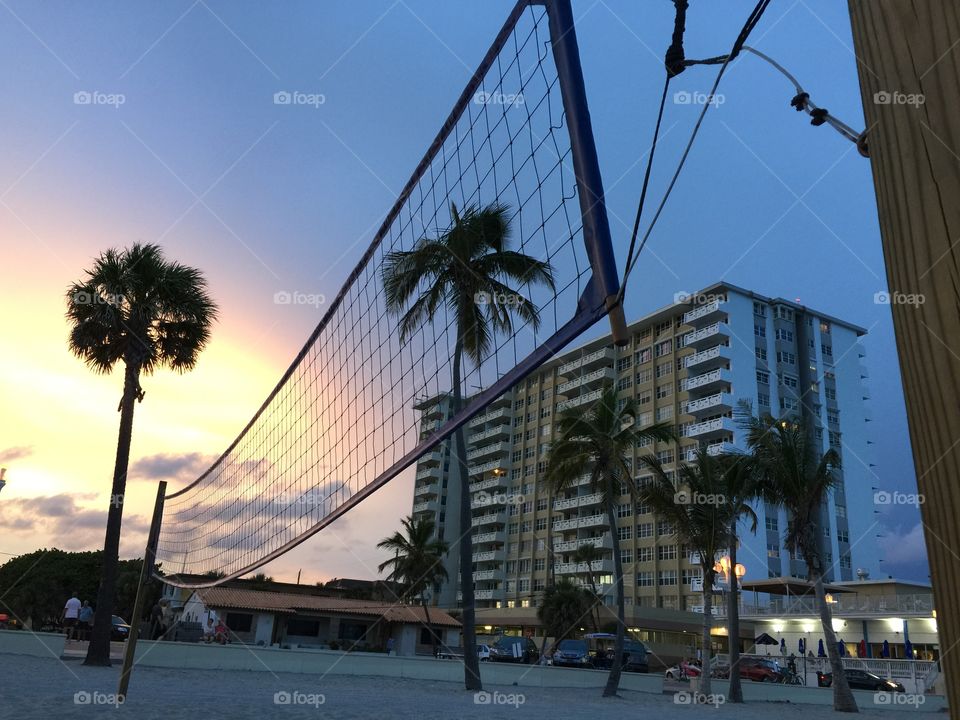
[469,423,511,445]
[474,510,507,527]
[557,347,614,377]
[468,405,512,429]
[683,391,734,417]
[552,513,608,532]
[557,388,603,413]
[473,530,506,546]
[554,558,614,575]
[706,440,737,456]
[415,466,441,482]
[412,499,439,515]
[419,448,445,467]
[468,475,508,494]
[466,441,510,463]
[685,416,736,440]
[553,534,613,553]
[468,459,507,477]
[459,587,505,601]
[682,299,726,326]
[416,400,446,421]
[472,549,505,564]
[681,367,733,394]
[473,569,499,581]
[413,482,439,499]
[470,493,510,510]
[683,344,731,371]
[556,366,615,396]
[682,322,729,350]
[553,491,604,512]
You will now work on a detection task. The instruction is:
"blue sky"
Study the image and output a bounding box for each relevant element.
[0,0,928,583]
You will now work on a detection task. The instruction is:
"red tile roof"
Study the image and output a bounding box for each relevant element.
[195,587,460,627]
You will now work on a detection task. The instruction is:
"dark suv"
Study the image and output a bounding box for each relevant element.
[489,636,539,664]
[552,639,591,668]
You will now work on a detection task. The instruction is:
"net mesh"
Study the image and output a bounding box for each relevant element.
[155,1,610,584]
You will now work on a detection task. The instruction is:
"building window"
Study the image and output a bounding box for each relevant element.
[756,346,767,362]
[756,370,770,384]
[780,397,798,411]
[765,516,778,532]
[753,302,766,316]
[656,361,672,378]
[822,344,833,357]
[657,545,677,560]
[637,523,654,538]
[618,525,633,540]
[767,544,780,558]
[617,376,632,391]
[777,351,796,365]
[775,328,794,342]
[657,520,674,535]
[656,384,672,399]
[617,356,632,372]
[617,503,632,518]
[637,572,654,587]
[754,323,766,338]
[534,558,545,571]
[757,393,770,407]
[658,570,677,586]
[226,613,254,633]
[656,406,673,422]
[655,340,672,357]
[635,368,652,384]
[635,347,652,365]
[637,547,653,563]
[621,549,633,564]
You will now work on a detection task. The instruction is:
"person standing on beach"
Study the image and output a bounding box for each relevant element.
[61,591,81,640]
[77,600,94,641]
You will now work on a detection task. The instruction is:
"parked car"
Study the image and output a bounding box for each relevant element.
[489,636,539,664]
[477,644,491,662]
[580,634,650,672]
[817,669,905,692]
[738,657,783,682]
[108,616,131,642]
[552,639,592,668]
[664,659,702,680]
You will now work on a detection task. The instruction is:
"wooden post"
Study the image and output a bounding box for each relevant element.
[117,481,166,699]
[848,3,960,714]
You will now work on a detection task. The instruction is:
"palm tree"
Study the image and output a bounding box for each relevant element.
[382,201,554,690]
[66,243,217,665]
[378,516,450,655]
[714,452,760,704]
[537,579,595,653]
[638,449,734,696]
[571,544,602,633]
[544,383,674,697]
[741,410,858,713]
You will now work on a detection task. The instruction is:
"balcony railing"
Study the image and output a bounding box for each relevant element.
[553,491,604,512]
[466,441,510,462]
[468,459,505,477]
[682,322,728,348]
[684,416,735,438]
[684,344,730,369]
[557,388,603,413]
[556,366,615,395]
[554,558,613,575]
[468,405,511,429]
[681,368,731,393]
[708,593,935,618]
[553,535,612,553]
[557,347,614,376]
[552,513,608,532]
[469,424,511,444]
[682,299,724,325]
[683,392,733,415]
[468,476,507,494]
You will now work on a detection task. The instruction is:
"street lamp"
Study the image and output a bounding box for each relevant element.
[713,556,746,584]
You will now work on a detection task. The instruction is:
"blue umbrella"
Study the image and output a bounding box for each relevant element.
[780,637,787,655]
[905,640,913,659]
[881,640,890,658]
[799,638,805,654]
[818,639,826,657]
[838,639,846,657]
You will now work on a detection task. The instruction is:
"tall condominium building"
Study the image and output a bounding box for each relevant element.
[410,282,878,613]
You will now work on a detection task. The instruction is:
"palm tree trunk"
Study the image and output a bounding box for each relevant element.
[814,571,858,712]
[602,497,625,697]
[85,361,139,666]
[727,520,744,703]
[700,568,713,696]
[451,338,481,691]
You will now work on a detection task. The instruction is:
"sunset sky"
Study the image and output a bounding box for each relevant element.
[0,0,929,584]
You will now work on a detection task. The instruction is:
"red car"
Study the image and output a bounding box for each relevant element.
[738,658,783,682]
